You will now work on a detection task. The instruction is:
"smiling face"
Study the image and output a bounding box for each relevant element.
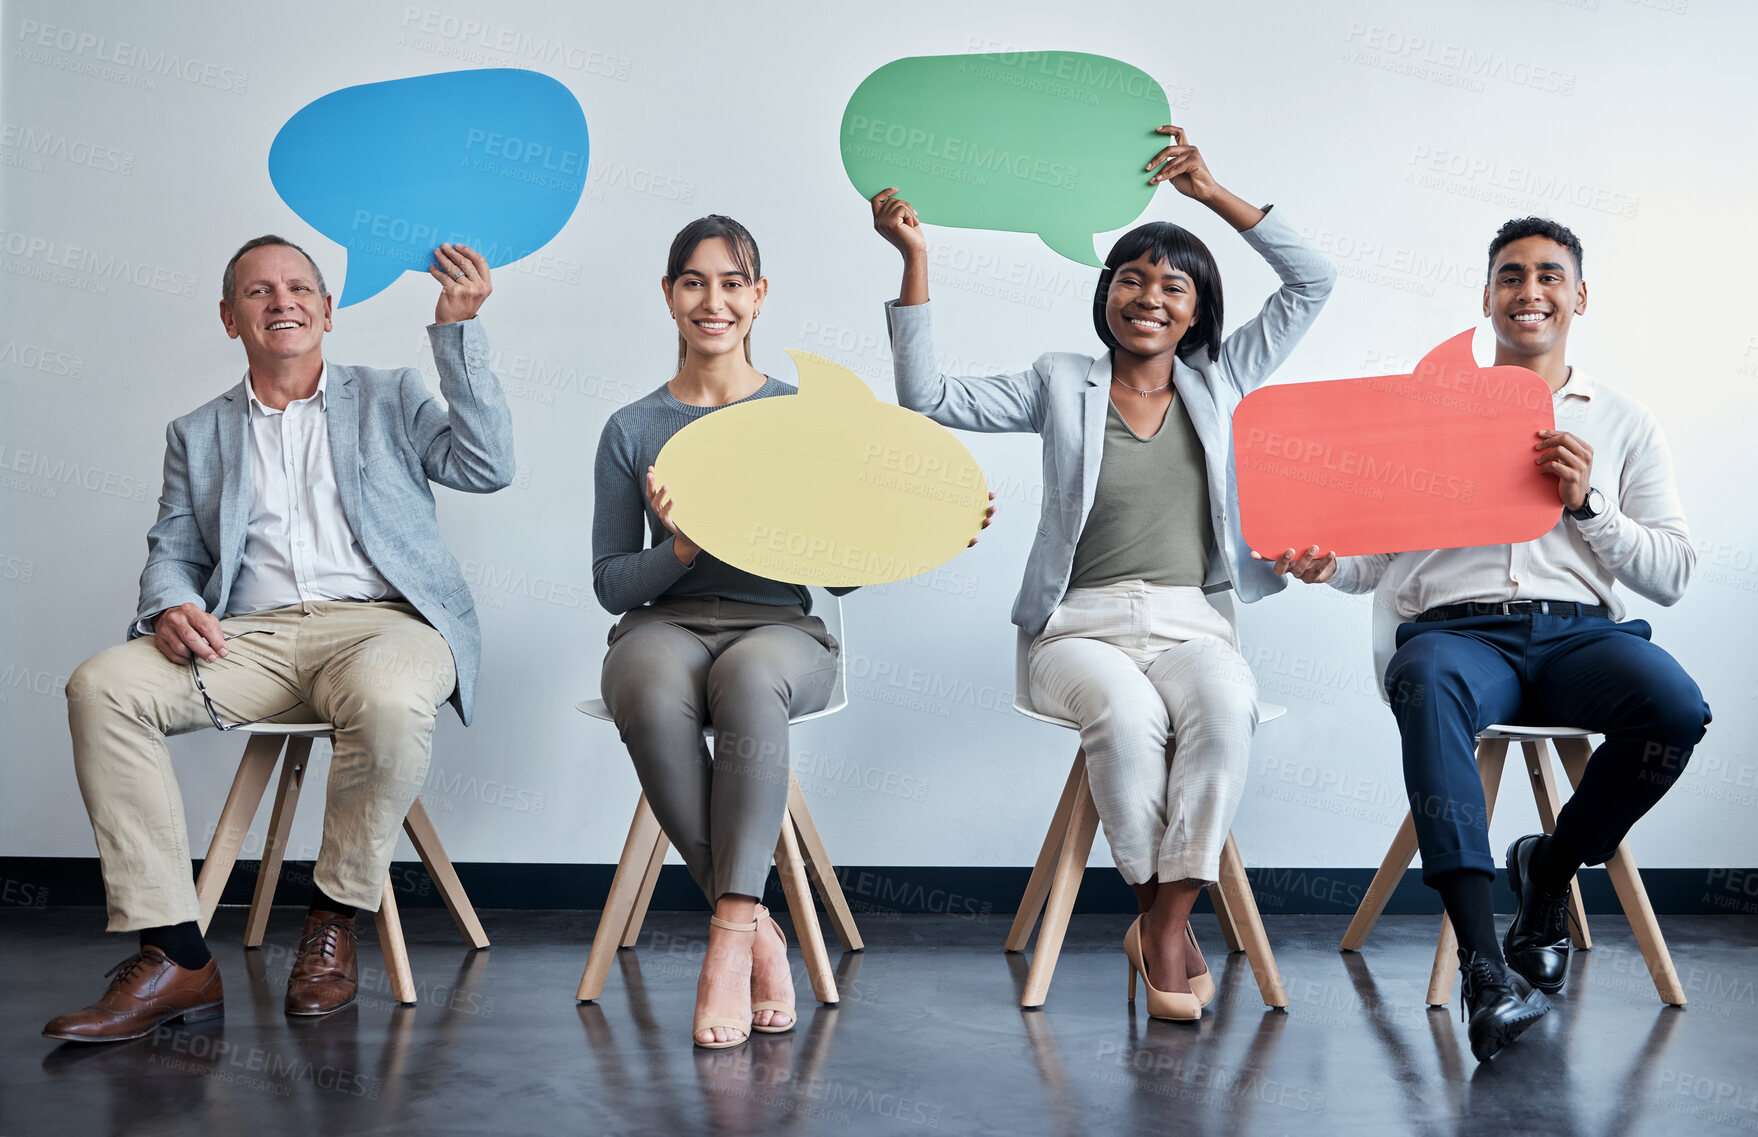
[219,244,332,366]
[1483,235,1587,362]
[1103,252,1199,362]
[662,236,766,363]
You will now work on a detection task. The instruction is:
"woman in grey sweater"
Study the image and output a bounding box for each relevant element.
[591,216,840,1048]
[872,126,1335,1021]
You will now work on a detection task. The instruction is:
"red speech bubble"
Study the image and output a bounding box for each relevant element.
[1233,330,1560,557]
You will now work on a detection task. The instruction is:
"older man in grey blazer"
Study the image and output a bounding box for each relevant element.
[44,236,514,1042]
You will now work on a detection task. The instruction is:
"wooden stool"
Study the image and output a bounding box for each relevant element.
[573,768,862,1005]
[193,723,489,1005]
[1008,601,1291,1011]
[1339,725,1686,1007]
[576,589,860,1005]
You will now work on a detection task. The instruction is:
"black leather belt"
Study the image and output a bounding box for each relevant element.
[1417,600,1611,622]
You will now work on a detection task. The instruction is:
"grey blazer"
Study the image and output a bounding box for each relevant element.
[131,319,515,724]
[887,209,1335,636]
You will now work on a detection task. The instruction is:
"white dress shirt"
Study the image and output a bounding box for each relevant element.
[1328,368,1693,620]
[225,365,399,616]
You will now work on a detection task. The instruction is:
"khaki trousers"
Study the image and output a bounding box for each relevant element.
[66,601,456,931]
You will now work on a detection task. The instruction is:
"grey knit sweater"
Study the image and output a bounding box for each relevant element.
[591,377,816,615]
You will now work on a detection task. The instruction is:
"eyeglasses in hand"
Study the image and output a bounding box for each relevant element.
[187,630,305,731]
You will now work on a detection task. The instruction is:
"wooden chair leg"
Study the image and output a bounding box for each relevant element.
[1340,810,1420,951]
[1603,843,1686,1005]
[1427,739,1509,1006]
[245,737,312,947]
[1006,753,1085,953]
[1520,741,1591,950]
[1553,737,1685,1006]
[1209,879,1244,953]
[787,771,864,952]
[1021,757,1101,1009]
[1428,915,1461,1009]
[376,874,417,1004]
[1217,833,1287,1008]
[620,828,669,948]
[402,798,490,950]
[577,795,665,1002]
[195,734,284,933]
[775,817,838,1004]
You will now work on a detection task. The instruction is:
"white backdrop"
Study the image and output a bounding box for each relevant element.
[3,0,1754,882]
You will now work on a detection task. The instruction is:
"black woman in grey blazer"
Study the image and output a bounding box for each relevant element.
[872,126,1335,1021]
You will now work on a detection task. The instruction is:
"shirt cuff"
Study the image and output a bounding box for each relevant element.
[1570,496,1620,543]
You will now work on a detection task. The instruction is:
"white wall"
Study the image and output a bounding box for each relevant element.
[3,0,1753,877]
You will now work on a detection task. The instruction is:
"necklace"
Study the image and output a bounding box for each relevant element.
[1113,376,1172,398]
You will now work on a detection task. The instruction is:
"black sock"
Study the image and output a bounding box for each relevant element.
[1433,870,1503,965]
[308,888,356,920]
[1529,833,1583,893]
[139,922,212,970]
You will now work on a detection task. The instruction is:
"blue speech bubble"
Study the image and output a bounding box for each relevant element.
[269,68,589,307]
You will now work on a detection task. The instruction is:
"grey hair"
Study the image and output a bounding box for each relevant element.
[221,235,328,303]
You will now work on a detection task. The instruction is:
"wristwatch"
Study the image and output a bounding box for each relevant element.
[1567,487,1605,521]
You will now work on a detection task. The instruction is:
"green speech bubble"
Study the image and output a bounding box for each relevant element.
[841,52,1171,266]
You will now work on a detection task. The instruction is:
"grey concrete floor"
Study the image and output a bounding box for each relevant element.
[6,907,1756,1136]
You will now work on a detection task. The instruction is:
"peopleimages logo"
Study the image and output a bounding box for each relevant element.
[15,20,249,93]
[0,444,152,503]
[0,230,198,298]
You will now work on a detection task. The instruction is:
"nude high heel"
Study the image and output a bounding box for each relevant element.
[749,905,796,1035]
[1186,924,1215,1008]
[694,913,757,1050]
[1124,917,1201,1022]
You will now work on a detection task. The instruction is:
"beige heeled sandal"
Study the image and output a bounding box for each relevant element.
[1124,917,1201,1022]
[693,913,758,1050]
[750,905,796,1035]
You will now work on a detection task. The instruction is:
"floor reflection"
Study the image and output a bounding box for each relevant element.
[577,944,859,1137]
[14,910,1746,1137]
[1340,941,1690,1137]
[1012,948,1293,1137]
[1019,1011,1085,1137]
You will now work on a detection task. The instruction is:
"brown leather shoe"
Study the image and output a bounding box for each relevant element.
[285,912,359,1016]
[43,948,223,1042]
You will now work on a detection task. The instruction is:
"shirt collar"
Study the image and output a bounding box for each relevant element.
[246,362,327,415]
[1554,365,1595,401]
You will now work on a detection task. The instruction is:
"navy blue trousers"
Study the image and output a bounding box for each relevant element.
[1385,613,1710,882]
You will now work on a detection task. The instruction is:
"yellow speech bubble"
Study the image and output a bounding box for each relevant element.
[653,351,991,586]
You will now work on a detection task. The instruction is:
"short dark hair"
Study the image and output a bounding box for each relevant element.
[1092,222,1223,363]
[1486,217,1583,283]
[665,214,761,368]
[222,235,328,304]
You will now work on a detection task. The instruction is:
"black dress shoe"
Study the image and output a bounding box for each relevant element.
[1504,834,1571,993]
[1459,951,1550,1062]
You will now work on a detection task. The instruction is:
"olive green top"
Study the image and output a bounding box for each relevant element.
[1068,398,1213,590]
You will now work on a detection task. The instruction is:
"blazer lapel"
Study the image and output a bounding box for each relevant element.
[216,379,251,564]
[327,365,365,535]
[1079,355,1111,514]
[1171,357,1227,483]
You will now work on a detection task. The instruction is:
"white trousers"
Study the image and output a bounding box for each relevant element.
[1027,582,1258,885]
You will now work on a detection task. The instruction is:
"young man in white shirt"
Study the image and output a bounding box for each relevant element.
[1270,217,1709,1061]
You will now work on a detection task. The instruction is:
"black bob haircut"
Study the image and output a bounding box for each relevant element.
[1486,216,1584,283]
[1091,222,1223,363]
